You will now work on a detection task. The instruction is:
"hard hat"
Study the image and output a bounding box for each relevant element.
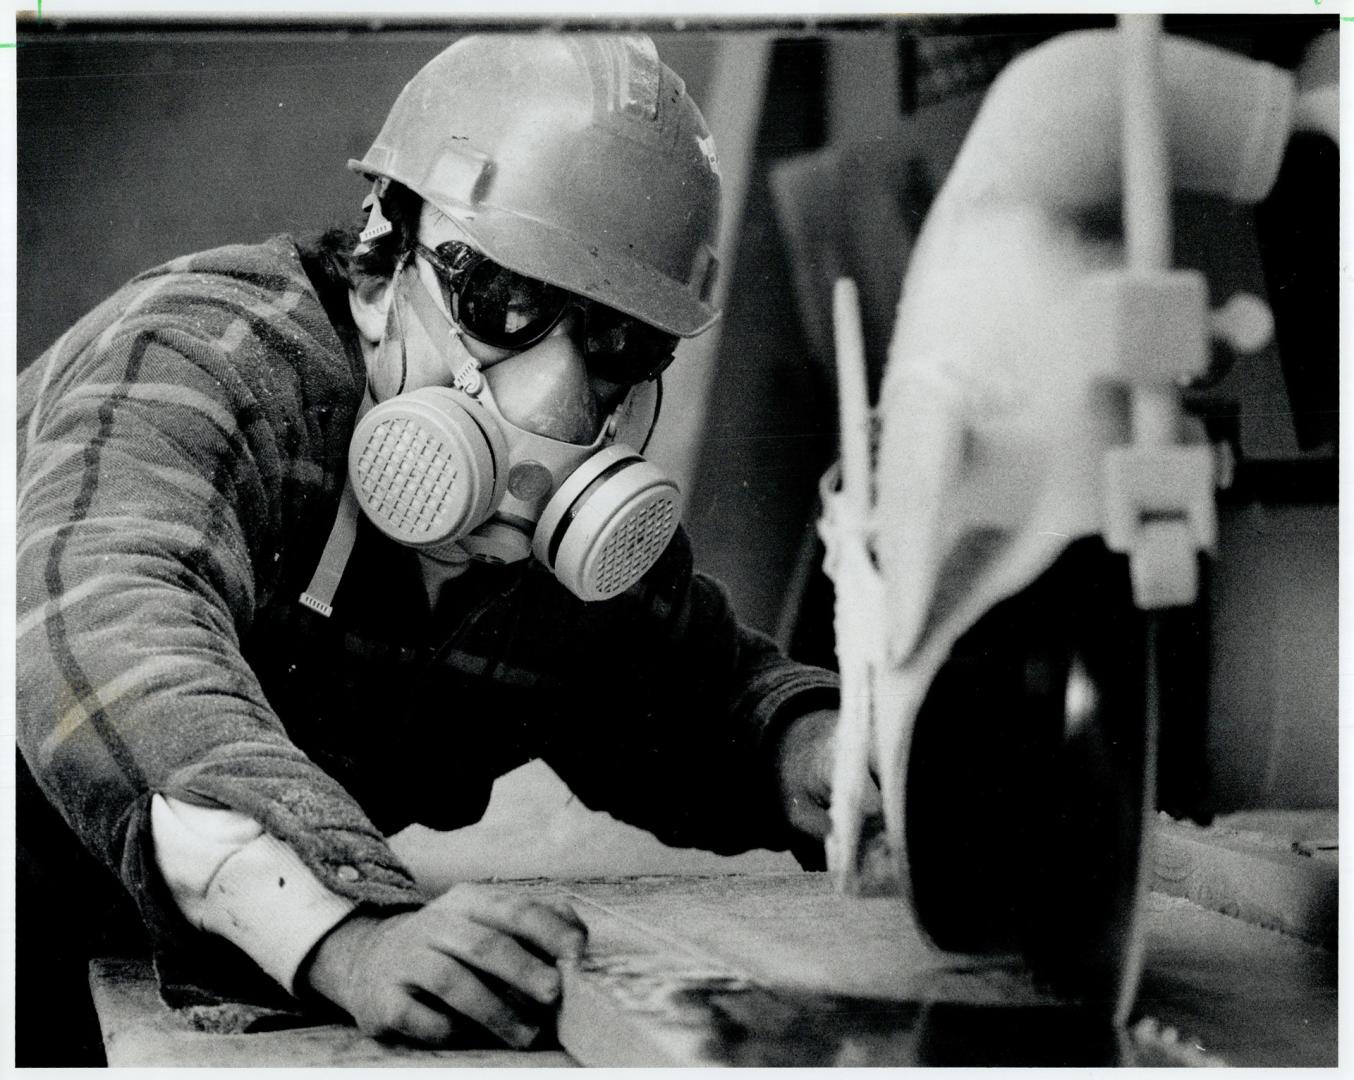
[349,33,723,337]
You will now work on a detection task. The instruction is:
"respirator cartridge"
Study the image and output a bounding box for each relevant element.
[301,374,680,615]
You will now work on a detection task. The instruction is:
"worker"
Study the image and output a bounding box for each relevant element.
[15,33,864,1066]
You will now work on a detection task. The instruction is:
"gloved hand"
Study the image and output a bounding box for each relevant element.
[772,708,881,841]
[300,883,587,1048]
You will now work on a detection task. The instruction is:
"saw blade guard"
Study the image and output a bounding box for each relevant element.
[819,17,1293,1020]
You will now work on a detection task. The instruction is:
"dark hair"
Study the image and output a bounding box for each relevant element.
[296,180,424,296]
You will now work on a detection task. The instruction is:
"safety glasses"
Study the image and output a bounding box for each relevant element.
[413,241,680,385]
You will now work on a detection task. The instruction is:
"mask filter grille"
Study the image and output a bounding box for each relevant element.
[348,387,504,548]
[353,416,459,535]
[534,444,681,602]
[590,491,677,598]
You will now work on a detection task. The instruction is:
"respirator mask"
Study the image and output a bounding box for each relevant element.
[301,241,682,617]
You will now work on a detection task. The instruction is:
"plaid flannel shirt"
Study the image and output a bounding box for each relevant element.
[16,236,839,1006]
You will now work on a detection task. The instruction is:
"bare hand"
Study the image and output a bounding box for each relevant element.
[301,883,587,1048]
[773,708,881,840]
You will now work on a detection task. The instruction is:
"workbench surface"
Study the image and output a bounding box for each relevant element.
[92,864,1335,1068]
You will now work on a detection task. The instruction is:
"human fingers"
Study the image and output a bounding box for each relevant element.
[377,988,462,1046]
[404,950,541,1049]
[534,892,589,929]
[341,973,463,1047]
[787,792,832,839]
[436,885,588,961]
[429,919,563,1006]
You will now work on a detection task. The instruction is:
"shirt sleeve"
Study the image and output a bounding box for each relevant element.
[16,257,425,1008]
[151,795,357,996]
[538,529,840,856]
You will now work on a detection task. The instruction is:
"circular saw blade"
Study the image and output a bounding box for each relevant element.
[903,537,1206,1022]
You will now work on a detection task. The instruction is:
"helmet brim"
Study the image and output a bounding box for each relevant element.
[348,160,720,339]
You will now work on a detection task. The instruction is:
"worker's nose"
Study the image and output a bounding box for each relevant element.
[481,312,601,444]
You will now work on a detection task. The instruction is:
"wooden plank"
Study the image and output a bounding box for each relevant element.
[1151,812,1337,948]
[90,870,1337,1067]
[552,873,1335,1068]
[559,873,1036,1004]
[551,874,1045,1067]
[89,958,573,1068]
[1137,892,1337,1068]
[558,949,757,1066]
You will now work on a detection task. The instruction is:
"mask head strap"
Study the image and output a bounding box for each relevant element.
[368,251,417,402]
[356,177,394,251]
